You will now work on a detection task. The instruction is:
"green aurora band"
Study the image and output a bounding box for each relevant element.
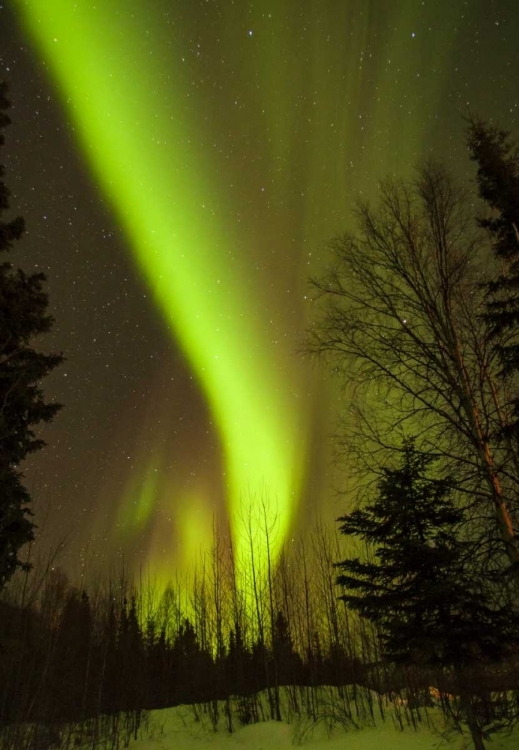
[15,0,310,579]
[14,0,464,581]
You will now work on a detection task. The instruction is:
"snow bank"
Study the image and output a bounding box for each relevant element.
[130,693,518,750]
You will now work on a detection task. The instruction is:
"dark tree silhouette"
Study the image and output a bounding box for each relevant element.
[170,618,212,703]
[50,590,93,721]
[0,83,63,590]
[226,623,250,695]
[308,161,519,582]
[271,611,301,685]
[335,441,519,750]
[146,623,169,708]
[117,597,145,711]
[467,118,519,438]
[467,117,519,267]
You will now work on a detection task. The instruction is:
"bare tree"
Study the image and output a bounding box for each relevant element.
[308,162,519,582]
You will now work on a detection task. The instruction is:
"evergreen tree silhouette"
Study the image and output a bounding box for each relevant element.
[171,618,212,703]
[271,611,301,685]
[147,624,169,707]
[336,442,519,667]
[226,623,250,695]
[50,590,92,721]
[336,441,519,750]
[467,118,519,425]
[117,597,144,711]
[99,601,118,715]
[0,83,63,589]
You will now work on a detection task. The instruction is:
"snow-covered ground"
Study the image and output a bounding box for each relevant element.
[129,692,518,750]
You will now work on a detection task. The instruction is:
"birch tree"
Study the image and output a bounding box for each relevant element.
[308,162,519,582]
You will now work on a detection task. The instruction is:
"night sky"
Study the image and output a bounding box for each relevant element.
[0,0,518,584]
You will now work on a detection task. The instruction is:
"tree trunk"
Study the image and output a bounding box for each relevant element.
[447,323,519,585]
[459,687,486,750]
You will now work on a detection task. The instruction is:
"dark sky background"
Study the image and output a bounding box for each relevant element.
[0,0,518,584]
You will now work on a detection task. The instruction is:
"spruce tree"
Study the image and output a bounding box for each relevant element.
[50,590,93,721]
[226,623,250,696]
[271,611,301,685]
[0,83,63,590]
[336,442,519,749]
[467,118,519,373]
[335,442,519,668]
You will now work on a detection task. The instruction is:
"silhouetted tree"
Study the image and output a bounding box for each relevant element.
[271,611,301,685]
[467,118,519,429]
[147,624,169,707]
[225,623,249,695]
[250,636,269,694]
[50,590,93,721]
[0,599,39,722]
[336,441,519,750]
[170,618,212,703]
[0,83,63,590]
[117,596,145,711]
[308,161,519,582]
[99,601,118,715]
[467,117,519,267]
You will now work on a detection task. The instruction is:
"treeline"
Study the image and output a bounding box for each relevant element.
[0,520,367,729]
[0,582,360,723]
[1,515,518,747]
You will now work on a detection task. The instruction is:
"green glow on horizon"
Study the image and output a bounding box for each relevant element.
[16,0,307,576]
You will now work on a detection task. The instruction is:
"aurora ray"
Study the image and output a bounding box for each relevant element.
[15,0,308,577]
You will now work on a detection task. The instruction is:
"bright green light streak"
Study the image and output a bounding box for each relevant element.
[16,0,306,572]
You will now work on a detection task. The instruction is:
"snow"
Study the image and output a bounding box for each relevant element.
[127,692,519,750]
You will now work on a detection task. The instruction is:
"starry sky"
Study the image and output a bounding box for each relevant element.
[0,0,518,584]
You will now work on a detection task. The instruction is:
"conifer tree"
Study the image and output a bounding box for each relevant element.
[336,441,519,749]
[467,118,519,374]
[271,611,301,685]
[226,623,249,695]
[0,83,63,590]
[50,590,93,721]
[117,596,145,711]
[336,442,519,668]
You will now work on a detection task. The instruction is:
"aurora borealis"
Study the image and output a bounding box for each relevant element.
[1,1,518,584]
[14,0,312,579]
